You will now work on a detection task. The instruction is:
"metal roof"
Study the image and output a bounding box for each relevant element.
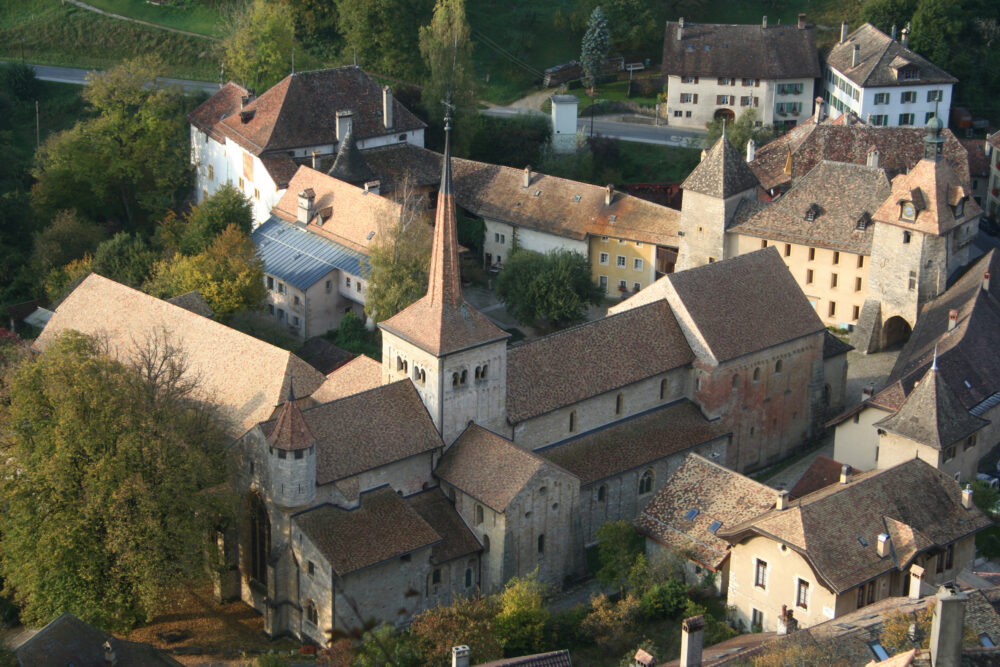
[252,217,368,291]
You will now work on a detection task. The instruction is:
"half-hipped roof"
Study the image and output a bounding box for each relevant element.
[872,153,981,236]
[826,23,956,89]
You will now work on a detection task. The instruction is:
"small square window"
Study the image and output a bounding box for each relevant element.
[633,258,643,271]
[828,301,837,317]
[617,255,626,267]
[599,252,609,265]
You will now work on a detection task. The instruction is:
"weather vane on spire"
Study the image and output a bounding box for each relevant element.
[441,94,455,131]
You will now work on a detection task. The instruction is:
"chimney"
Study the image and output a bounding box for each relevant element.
[762,15,768,29]
[297,188,315,226]
[948,309,958,331]
[852,44,860,68]
[382,86,394,130]
[634,647,655,667]
[930,585,968,667]
[746,138,756,163]
[777,605,799,635]
[523,165,532,188]
[840,464,850,484]
[840,21,849,43]
[605,184,615,206]
[963,484,974,510]
[867,147,880,168]
[901,24,910,48]
[452,645,471,667]
[862,383,875,401]
[103,640,117,666]
[677,17,684,40]
[798,13,806,29]
[877,533,891,557]
[776,489,789,510]
[241,94,254,109]
[311,150,320,169]
[891,24,897,40]
[335,110,353,142]
[814,97,824,123]
[680,615,705,667]
[909,564,925,600]
[364,180,381,195]
[983,270,991,292]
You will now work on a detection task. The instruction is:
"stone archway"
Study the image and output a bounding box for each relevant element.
[881,316,912,350]
[714,108,736,123]
[248,492,270,586]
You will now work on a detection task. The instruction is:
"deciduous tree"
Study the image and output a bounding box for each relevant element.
[0,331,233,632]
[595,520,645,593]
[496,248,603,327]
[31,209,106,273]
[496,572,550,656]
[704,108,774,153]
[335,0,434,82]
[177,184,254,255]
[410,596,503,664]
[222,0,295,92]
[91,232,157,287]
[419,0,479,128]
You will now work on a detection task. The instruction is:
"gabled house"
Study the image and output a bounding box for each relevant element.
[661,15,820,131]
[822,23,956,128]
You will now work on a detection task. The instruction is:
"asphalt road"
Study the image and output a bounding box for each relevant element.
[21,63,220,95]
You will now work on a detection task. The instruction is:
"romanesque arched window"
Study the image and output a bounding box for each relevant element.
[639,469,654,495]
[538,534,545,555]
[597,485,607,502]
[660,378,668,400]
[453,372,460,387]
[732,373,739,390]
[753,367,761,383]
[775,359,783,374]
[481,364,488,379]
[465,568,473,588]
[461,369,467,384]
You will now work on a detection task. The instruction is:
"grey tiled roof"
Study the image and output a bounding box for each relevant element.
[682,136,761,199]
[823,331,853,359]
[662,21,820,79]
[730,160,890,255]
[252,217,367,291]
[406,490,482,565]
[15,613,181,666]
[826,23,957,88]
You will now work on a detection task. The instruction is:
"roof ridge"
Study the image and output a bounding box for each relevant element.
[508,298,669,351]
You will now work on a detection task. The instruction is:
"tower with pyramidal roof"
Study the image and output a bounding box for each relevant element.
[378,114,510,445]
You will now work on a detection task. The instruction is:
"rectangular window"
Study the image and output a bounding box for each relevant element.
[599,252,609,265]
[936,551,945,573]
[495,233,499,242]
[599,275,608,292]
[855,276,863,292]
[808,247,816,261]
[633,258,643,270]
[207,164,214,181]
[618,279,627,290]
[682,75,698,84]
[277,283,285,294]
[925,111,937,123]
[867,581,876,605]
[832,251,840,265]
[742,78,755,86]
[501,234,505,244]
[858,585,866,608]
[681,93,693,103]
[806,269,814,284]
[946,543,954,569]
[356,281,362,292]
[944,445,956,462]
[346,277,351,288]
[673,110,683,117]
[292,316,300,327]
[267,276,274,290]
[718,77,730,85]
[740,96,752,107]
[899,113,915,126]
[238,176,245,190]
[761,239,768,249]
[633,282,641,292]
[908,271,917,291]
[828,301,837,317]
[901,91,917,103]
[965,435,976,451]
[871,114,889,126]
[754,559,768,588]
[784,244,791,257]
[617,255,626,268]
[686,110,692,117]
[293,295,300,306]
[326,279,332,293]
[752,609,764,630]
[796,579,809,609]
[831,273,838,288]
[857,255,865,268]
[853,305,860,320]
[874,92,890,105]
[928,89,943,102]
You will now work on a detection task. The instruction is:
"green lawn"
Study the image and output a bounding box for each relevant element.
[83,0,226,38]
[542,140,701,186]
[0,1,220,81]
[555,79,660,112]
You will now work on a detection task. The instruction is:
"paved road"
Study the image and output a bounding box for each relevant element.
[21,63,220,95]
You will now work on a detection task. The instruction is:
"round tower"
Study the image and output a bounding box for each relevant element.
[266,388,317,508]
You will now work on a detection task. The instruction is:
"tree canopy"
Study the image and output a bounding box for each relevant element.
[704,108,774,153]
[580,6,610,89]
[496,248,603,327]
[336,0,435,82]
[419,0,479,128]
[0,331,233,633]
[222,0,296,92]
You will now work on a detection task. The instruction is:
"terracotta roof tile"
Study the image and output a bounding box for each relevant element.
[310,355,382,404]
[476,650,573,667]
[661,21,820,79]
[263,380,441,483]
[34,274,324,434]
[187,81,248,143]
[826,24,956,88]
[406,490,482,565]
[681,136,761,199]
[436,426,554,512]
[873,156,982,236]
[294,487,440,576]
[637,454,775,570]
[720,458,993,593]
[506,300,694,423]
[788,455,853,499]
[730,161,890,255]
[540,400,730,486]
[267,396,317,451]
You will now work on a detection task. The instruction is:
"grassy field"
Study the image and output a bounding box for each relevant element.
[7,81,89,158]
[0,1,221,81]
[82,0,226,37]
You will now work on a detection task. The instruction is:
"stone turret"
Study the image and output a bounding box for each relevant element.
[266,382,317,508]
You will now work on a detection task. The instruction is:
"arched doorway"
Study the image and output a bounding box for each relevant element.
[882,316,912,350]
[714,108,736,123]
[248,493,270,586]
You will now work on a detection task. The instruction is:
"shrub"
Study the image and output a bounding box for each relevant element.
[640,579,689,619]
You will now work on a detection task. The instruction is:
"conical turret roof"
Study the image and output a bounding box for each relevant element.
[682,134,761,199]
[267,387,317,451]
[327,129,375,186]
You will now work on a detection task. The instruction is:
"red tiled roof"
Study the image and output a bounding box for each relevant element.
[788,455,853,499]
[873,156,981,236]
[187,81,248,143]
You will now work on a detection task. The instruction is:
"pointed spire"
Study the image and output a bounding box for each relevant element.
[268,384,316,452]
[425,107,461,306]
[932,345,938,371]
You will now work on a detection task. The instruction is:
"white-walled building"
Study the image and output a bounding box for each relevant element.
[187,67,426,224]
[661,16,820,131]
[822,23,956,128]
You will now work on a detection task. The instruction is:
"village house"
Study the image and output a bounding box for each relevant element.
[661,15,820,131]
[822,22,955,128]
[187,67,426,223]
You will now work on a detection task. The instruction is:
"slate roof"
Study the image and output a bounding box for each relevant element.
[539,401,731,486]
[296,337,355,375]
[253,217,367,290]
[166,290,214,318]
[294,487,441,576]
[262,380,441,484]
[750,120,969,191]
[961,138,990,178]
[271,165,403,256]
[215,68,425,155]
[34,274,324,434]
[436,425,556,512]
[327,129,375,186]
[720,458,993,594]
[824,331,854,359]
[406,490,482,565]
[682,135,761,200]
[476,650,573,667]
[661,21,820,79]
[873,154,982,236]
[826,23,957,88]
[506,300,694,423]
[380,133,509,356]
[15,613,181,666]
[788,455,852,499]
[310,355,382,404]
[730,160,890,254]
[636,453,775,570]
[359,143,444,194]
[187,81,249,143]
[874,363,989,449]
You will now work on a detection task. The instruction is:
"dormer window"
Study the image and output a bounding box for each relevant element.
[954,199,965,218]
[804,203,819,222]
[856,212,871,230]
[900,202,916,222]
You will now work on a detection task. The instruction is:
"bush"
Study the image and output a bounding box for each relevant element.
[640,579,689,619]
[580,593,641,654]
[0,63,39,101]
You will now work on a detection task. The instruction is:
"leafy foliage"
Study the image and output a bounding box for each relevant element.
[573,0,659,58]
[335,0,434,82]
[640,579,689,619]
[32,209,107,273]
[497,249,603,328]
[463,114,552,169]
[859,0,917,34]
[178,184,255,255]
[969,480,1000,558]
[704,108,775,153]
[410,595,503,664]
[0,62,40,102]
[222,0,296,92]
[580,6,610,89]
[0,331,234,633]
[419,0,479,128]
[580,593,641,654]
[496,572,550,657]
[594,520,647,593]
[92,233,157,288]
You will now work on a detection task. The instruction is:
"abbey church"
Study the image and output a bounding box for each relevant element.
[37,122,835,645]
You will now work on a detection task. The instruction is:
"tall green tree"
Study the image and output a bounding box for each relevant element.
[704,108,774,153]
[419,0,479,128]
[409,595,503,664]
[91,233,157,287]
[595,520,645,593]
[178,184,254,255]
[497,248,603,327]
[0,331,233,632]
[910,0,965,68]
[336,0,435,81]
[859,0,918,34]
[31,209,106,274]
[31,56,192,231]
[223,0,295,92]
[574,0,657,58]
[496,572,550,657]
[278,0,342,59]
[580,6,610,90]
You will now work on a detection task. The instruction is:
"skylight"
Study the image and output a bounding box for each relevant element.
[685,508,700,521]
[869,643,889,661]
[858,536,868,547]
[709,520,722,534]
[366,231,375,240]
